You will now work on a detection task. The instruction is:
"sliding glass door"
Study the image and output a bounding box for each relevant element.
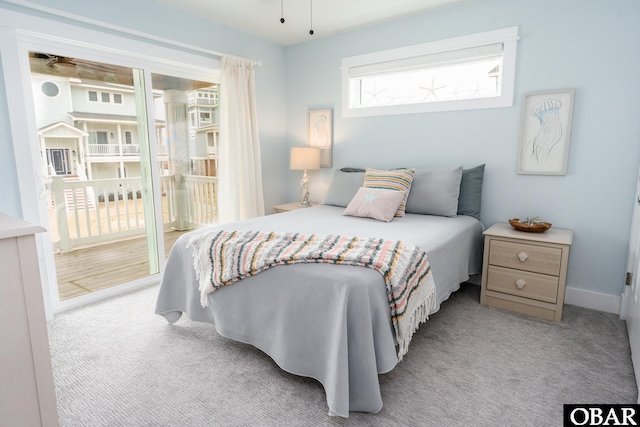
[150,73,219,241]
[28,52,161,301]
[27,48,220,307]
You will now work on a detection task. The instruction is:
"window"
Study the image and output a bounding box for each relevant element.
[88,131,108,144]
[342,27,518,117]
[199,111,211,124]
[41,81,59,97]
[125,131,132,144]
[88,90,119,104]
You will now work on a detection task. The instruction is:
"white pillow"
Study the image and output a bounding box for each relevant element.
[343,187,406,222]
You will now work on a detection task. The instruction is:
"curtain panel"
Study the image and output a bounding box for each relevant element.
[217,54,265,223]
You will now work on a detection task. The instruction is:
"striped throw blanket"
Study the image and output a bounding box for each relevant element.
[188,230,436,360]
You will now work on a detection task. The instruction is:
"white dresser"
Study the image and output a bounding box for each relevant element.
[0,213,59,426]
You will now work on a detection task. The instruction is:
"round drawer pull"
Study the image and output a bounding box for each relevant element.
[517,252,528,262]
[515,279,526,289]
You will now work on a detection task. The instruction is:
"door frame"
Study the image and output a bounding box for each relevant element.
[46,148,71,175]
[623,161,640,402]
[620,160,640,404]
[0,9,221,319]
[622,169,640,320]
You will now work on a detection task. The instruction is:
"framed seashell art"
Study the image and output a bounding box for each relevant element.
[308,109,332,168]
[517,89,575,175]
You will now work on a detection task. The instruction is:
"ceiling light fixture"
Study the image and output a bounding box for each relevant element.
[278,0,315,36]
[280,0,285,23]
[309,0,314,35]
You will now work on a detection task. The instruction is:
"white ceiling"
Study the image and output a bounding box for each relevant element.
[152,0,470,46]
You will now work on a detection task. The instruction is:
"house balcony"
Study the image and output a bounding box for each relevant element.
[86,143,169,159]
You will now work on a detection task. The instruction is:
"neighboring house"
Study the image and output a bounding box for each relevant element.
[30,73,219,180]
[187,88,219,176]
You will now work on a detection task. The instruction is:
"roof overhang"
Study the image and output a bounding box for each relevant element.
[38,121,88,137]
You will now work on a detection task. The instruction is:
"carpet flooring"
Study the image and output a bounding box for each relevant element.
[48,282,637,426]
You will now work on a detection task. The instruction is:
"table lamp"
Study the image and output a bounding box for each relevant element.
[290,147,321,207]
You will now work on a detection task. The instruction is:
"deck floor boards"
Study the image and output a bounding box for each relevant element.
[54,230,188,301]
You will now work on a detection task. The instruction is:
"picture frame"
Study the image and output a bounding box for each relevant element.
[517,89,575,175]
[308,109,332,168]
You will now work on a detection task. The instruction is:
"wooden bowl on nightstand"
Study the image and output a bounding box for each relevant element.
[508,218,552,233]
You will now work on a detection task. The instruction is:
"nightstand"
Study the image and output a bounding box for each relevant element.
[272,202,318,214]
[480,222,573,322]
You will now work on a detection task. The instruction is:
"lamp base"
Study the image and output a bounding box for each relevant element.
[299,170,311,207]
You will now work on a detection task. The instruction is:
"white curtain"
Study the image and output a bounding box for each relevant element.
[217,54,265,224]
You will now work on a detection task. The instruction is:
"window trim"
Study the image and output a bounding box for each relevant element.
[87,90,124,105]
[88,90,98,102]
[341,26,519,118]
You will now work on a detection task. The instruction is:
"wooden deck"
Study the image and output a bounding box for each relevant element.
[54,230,189,300]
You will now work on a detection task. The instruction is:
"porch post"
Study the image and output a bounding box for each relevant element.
[77,136,86,177]
[39,136,48,176]
[117,124,125,178]
[51,176,72,253]
[163,90,190,231]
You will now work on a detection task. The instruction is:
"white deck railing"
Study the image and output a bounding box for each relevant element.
[86,144,169,157]
[48,174,217,253]
[184,175,218,226]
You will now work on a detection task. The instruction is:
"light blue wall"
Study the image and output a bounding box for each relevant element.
[285,0,640,297]
[0,0,288,215]
[3,0,639,299]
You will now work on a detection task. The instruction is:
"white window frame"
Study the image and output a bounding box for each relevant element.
[88,90,124,105]
[199,110,211,124]
[341,26,519,118]
[87,90,98,102]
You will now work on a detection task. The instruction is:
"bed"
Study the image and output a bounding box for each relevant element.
[155,166,485,417]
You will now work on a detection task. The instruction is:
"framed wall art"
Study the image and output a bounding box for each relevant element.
[517,89,575,175]
[308,109,332,168]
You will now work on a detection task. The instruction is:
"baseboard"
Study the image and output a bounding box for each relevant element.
[564,286,621,315]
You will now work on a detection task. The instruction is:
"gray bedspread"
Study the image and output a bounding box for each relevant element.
[155,205,483,417]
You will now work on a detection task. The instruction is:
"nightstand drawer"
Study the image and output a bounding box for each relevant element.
[486,265,559,303]
[489,240,562,276]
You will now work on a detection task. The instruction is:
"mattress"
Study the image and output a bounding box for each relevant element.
[155,205,483,417]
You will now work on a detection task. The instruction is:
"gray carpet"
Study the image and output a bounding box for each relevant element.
[48,282,637,426]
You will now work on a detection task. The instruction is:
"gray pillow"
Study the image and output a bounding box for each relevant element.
[321,170,365,207]
[405,165,463,217]
[457,164,485,220]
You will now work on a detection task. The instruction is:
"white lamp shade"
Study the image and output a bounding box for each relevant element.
[290,147,321,170]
